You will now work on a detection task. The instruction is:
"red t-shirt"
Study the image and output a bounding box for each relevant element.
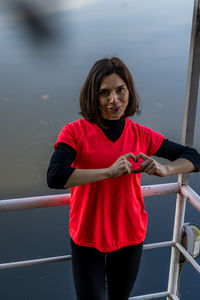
[55,118,164,252]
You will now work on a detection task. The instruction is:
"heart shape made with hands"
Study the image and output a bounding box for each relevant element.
[128,157,144,173]
[127,152,152,174]
[123,152,151,174]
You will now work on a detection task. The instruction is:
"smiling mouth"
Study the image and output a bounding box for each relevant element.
[107,107,121,112]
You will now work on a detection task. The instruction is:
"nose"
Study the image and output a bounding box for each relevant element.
[109,91,119,104]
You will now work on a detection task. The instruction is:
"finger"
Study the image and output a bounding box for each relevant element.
[122,166,131,175]
[140,160,154,171]
[123,152,136,162]
[118,160,132,168]
[144,163,156,173]
[125,163,132,173]
[127,161,132,167]
[117,160,131,171]
[145,166,157,175]
[136,152,150,162]
[131,168,144,174]
[147,167,157,175]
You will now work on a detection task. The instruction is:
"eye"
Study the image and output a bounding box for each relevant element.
[99,89,110,97]
[116,87,125,95]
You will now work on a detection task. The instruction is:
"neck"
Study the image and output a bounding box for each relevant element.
[101,118,124,127]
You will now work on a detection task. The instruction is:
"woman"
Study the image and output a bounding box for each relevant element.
[47,57,200,300]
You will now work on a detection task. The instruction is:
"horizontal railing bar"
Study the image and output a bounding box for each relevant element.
[141,183,180,197]
[143,241,174,250]
[0,194,70,212]
[0,241,174,270]
[175,242,200,274]
[180,184,200,212]
[0,255,72,270]
[0,183,180,212]
[130,291,170,299]
[3,239,198,272]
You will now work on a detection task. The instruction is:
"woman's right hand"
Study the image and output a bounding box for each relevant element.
[108,153,136,178]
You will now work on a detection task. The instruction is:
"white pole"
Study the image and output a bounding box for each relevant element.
[130,291,169,300]
[180,184,200,212]
[0,183,179,212]
[167,0,200,298]
[0,193,70,212]
[0,241,173,270]
[143,241,173,250]
[167,192,186,298]
[175,242,200,274]
[0,255,71,270]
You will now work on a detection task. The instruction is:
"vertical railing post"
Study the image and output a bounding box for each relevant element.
[167,0,200,299]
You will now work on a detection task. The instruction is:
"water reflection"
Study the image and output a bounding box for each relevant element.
[0,1,199,299]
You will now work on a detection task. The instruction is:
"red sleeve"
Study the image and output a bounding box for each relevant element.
[55,123,78,151]
[137,124,164,156]
[145,127,164,156]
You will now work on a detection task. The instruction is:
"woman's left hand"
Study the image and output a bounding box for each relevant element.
[132,152,168,177]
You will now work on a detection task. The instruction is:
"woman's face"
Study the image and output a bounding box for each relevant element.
[98,73,129,120]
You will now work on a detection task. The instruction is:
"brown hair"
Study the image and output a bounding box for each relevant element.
[79,57,140,124]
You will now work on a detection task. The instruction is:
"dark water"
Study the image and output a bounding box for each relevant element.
[0,1,200,299]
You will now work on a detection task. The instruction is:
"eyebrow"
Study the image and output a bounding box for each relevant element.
[99,84,126,91]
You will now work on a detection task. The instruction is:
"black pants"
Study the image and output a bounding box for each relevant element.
[70,238,143,300]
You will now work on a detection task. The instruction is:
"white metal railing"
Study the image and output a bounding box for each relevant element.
[0,182,200,300]
[1,0,200,299]
[130,291,170,300]
[1,183,199,213]
[167,0,200,297]
[175,242,200,273]
[0,182,179,212]
[180,185,200,211]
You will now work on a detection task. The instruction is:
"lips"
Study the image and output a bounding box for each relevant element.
[107,106,121,112]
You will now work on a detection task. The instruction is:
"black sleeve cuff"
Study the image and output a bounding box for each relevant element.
[154,139,200,172]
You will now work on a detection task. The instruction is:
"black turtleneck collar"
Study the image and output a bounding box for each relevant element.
[98,118,125,142]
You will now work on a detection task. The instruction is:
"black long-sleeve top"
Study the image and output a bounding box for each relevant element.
[47,118,200,189]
